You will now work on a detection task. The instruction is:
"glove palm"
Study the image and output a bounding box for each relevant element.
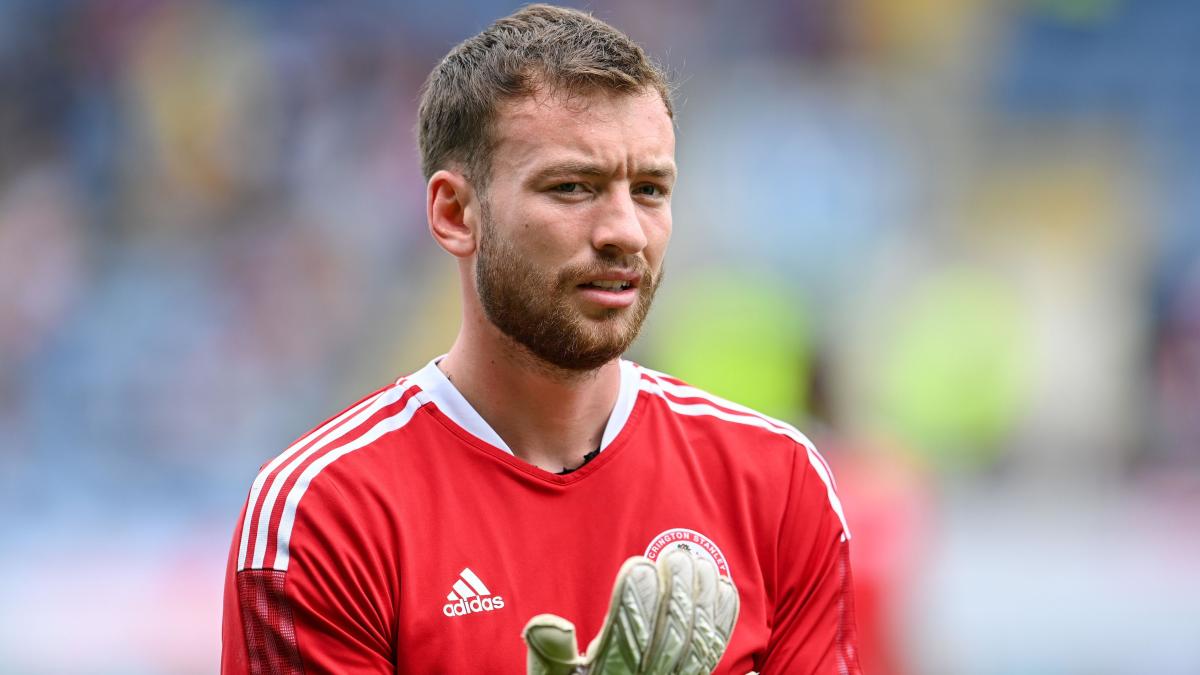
[523,550,739,675]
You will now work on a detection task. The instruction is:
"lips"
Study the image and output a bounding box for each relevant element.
[574,270,642,309]
[575,269,642,291]
[581,279,633,291]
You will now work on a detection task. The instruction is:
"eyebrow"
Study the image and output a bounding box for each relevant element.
[640,164,677,180]
[529,160,677,183]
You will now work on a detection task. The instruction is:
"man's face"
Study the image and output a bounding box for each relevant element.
[473,88,675,372]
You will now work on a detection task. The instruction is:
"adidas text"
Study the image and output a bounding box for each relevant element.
[442,595,505,617]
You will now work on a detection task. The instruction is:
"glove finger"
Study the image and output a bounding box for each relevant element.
[643,549,696,674]
[713,576,740,643]
[588,556,661,675]
[523,614,581,675]
[675,558,720,675]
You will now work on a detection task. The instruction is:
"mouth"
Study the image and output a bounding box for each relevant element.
[578,279,635,291]
[575,268,642,291]
[574,272,642,309]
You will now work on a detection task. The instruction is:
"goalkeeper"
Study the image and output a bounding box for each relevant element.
[221,5,861,674]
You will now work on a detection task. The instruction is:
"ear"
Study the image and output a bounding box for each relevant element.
[427,169,480,258]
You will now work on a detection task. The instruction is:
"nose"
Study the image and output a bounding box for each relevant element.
[592,189,648,256]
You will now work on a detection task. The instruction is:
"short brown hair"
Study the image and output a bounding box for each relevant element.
[417,4,673,186]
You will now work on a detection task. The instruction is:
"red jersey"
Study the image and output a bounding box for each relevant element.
[222,358,861,674]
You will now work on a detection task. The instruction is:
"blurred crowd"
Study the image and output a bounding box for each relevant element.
[1,0,1198,673]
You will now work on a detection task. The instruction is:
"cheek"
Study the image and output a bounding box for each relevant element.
[493,201,567,253]
[507,224,580,277]
[525,224,578,262]
[526,207,594,255]
[645,213,672,263]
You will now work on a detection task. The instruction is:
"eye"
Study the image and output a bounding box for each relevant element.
[553,183,581,193]
[634,183,666,197]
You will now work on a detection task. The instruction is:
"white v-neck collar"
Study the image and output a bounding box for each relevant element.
[405,356,641,457]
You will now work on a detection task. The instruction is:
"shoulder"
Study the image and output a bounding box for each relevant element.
[633,362,814,450]
[632,362,849,537]
[235,375,426,573]
[260,376,426,486]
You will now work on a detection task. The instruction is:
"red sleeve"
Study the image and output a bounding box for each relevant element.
[758,445,862,675]
[221,466,396,674]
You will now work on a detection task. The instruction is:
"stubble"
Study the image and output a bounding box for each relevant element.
[475,211,660,374]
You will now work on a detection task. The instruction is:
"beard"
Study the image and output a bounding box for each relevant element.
[475,212,660,373]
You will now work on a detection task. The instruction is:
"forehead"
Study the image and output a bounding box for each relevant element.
[489,88,676,176]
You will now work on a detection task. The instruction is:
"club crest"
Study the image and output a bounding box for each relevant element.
[644,528,731,579]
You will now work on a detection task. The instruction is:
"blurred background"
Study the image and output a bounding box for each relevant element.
[1,0,1198,672]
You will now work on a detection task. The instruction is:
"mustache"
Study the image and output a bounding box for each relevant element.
[559,258,653,286]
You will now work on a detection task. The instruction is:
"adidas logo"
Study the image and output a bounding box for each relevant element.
[442,567,505,617]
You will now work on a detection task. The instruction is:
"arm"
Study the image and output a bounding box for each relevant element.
[221,469,396,675]
[758,445,862,675]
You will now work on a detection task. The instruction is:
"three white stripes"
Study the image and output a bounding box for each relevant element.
[447,568,492,601]
[238,380,418,571]
[274,394,424,571]
[638,370,851,539]
[639,367,835,479]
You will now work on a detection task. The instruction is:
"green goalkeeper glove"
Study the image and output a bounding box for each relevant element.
[522,550,740,675]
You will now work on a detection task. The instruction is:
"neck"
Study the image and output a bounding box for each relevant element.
[437,326,622,474]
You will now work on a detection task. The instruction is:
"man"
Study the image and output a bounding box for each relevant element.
[222,5,861,674]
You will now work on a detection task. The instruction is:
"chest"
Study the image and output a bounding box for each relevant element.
[386,447,775,674]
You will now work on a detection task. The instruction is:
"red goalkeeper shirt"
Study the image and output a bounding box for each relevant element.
[222,358,861,674]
